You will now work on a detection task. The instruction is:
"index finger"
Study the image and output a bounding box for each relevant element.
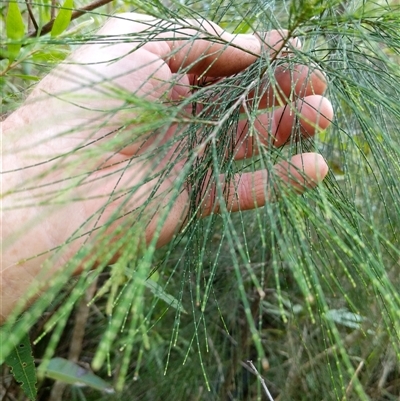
[111,13,301,77]
[166,22,298,76]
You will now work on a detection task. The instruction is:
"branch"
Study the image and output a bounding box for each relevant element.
[28,0,114,38]
[25,0,38,31]
[247,360,274,401]
[51,0,56,19]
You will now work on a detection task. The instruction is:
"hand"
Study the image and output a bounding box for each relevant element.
[1,13,333,322]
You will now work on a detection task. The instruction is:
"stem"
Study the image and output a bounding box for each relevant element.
[247,360,274,401]
[28,0,114,37]
[51,0,56,20]
[25,0,38,31]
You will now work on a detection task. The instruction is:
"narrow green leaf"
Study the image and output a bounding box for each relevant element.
[326,308,365,330]
[44,357,114,393]
[31,48,70,63]
[144,279,188,314]
[8,74,40,81]
[5,334,37,401]
[6,0,25,63]
[233,20,253,34]
[51,0,74,37]
[6,1,25,39]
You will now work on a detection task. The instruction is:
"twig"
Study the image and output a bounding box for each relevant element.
[247,360,274,401]
[25,0,38,31]
[51,0,56,19]
[207,335,225,383]
[283,325,307,397]
[378,347,396,389]
[28,0,114,38]
[342,359,364,401]
[48,279,98,401]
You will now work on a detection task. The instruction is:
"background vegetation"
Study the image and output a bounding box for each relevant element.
[1,0,400,400]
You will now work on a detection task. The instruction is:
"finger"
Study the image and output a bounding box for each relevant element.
[274,64,328,98]
[167,25,294,76]
[234,95,333,159]
[251,64,328,110]
[109,13,300,77]
[272,95,333,146]
[202,153,328,216]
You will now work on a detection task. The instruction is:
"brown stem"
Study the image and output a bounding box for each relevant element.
[28,0,114,38]
[51,0,56,20]
[25,0,38,31]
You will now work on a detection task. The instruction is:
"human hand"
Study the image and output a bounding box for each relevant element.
[1,13,333,321]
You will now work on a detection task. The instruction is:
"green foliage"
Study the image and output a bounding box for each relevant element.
[51,0,74,37]
[42,357,114,393]
[1,0,400,399]
[144,278,189,314]
[4,333,37,400]
[5,0,25,63]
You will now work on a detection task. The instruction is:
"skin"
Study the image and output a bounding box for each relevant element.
[0,13,333,323]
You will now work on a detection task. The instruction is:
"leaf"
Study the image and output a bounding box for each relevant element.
[44,357,114,393]
[8,73,40,81]
[5,0,25,63]
[5,334,37,401]
[233,19,253,34]
[325,308,366,330]
[31,47,70,63]
[51,0,74,37]
[144,279,188,314]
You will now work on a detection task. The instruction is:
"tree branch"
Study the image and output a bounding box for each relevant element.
[247,360,274,401]
[28,0,114,38]
[25,0,39,31]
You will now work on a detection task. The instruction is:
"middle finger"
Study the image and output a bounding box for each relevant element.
[249,63,328,110]
[234,94,333,159]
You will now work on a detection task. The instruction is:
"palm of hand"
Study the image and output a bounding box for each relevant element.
[1,13,333,322]
[4,12,333,269]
